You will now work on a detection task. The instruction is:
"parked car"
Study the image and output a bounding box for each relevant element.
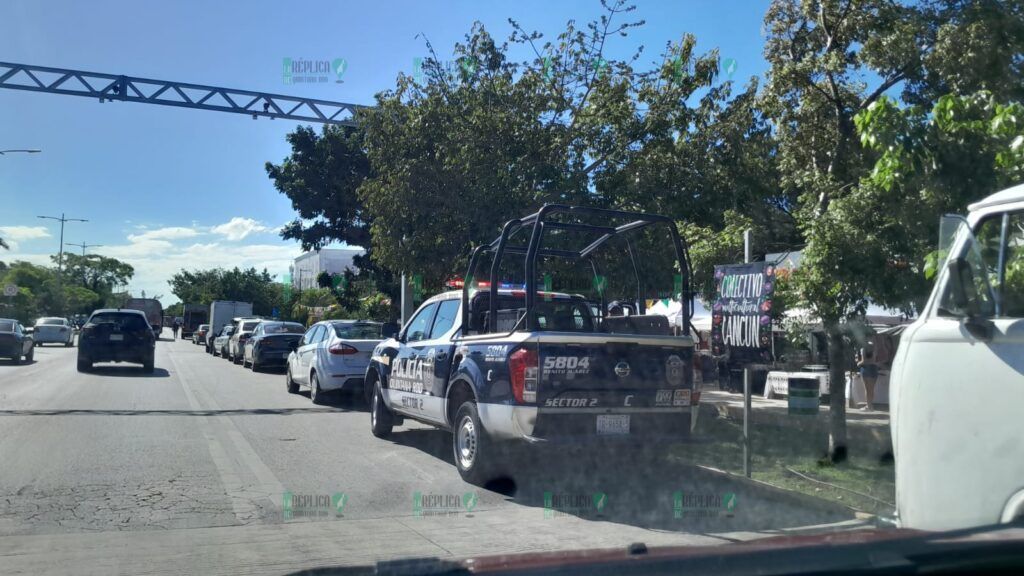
[0,318,35,363]
[33,317,75,346]
[212,325,235,357]
[192,324,210,345]
[890,183,1024,531]
[286,320,383,404]
[77,309,156,372]
[242,321,305,371]
[228,318,263,364]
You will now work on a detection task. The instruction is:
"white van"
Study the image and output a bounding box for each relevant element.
[890,183,1024,531]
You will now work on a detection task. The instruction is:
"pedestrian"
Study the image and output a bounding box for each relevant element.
[857,345,878,411]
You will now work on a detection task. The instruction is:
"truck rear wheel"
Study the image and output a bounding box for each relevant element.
[453,402,497,486]
[370,383,394,438]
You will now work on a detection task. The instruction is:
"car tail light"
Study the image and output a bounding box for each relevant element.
[509,347,538,403]
[329,343,358,355]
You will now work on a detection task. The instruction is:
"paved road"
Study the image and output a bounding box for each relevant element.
[0,334,865,574]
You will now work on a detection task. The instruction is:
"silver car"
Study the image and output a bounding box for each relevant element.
[33,317,74,346]
[285,320,383,404]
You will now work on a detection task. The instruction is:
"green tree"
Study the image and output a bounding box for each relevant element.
[760,0,1024,461]
[168,267,285,316]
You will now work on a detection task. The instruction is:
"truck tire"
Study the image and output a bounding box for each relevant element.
[453,402,497,486]
[370,383,394,438]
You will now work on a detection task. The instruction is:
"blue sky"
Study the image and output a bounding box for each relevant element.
[0,0,771,305]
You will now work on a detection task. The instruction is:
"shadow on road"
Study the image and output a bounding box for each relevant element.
[296,390,368,412]
[384,427,857,535]
[3,358,37,366]
[83,366,171,378]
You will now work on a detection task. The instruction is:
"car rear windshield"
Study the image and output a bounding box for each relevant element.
[241,321,261,331]
[262,322,304,334]
[88,313,149,331]
[333,323,383,339]
[37,318,65,326]
[0,320,14,332]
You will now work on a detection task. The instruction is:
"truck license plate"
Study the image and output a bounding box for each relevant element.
[109,334,124,341]
[596,414,630,435]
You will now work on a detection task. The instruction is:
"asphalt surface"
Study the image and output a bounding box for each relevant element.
[0,333,866,574]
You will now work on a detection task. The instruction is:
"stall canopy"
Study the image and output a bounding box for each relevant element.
[646,298,712,331]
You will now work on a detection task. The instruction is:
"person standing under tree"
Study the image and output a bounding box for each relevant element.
[857,345,878,411]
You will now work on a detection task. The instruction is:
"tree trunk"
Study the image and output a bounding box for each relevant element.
[825,325,849,463]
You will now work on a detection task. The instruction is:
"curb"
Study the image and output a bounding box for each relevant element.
[691,463,873,521]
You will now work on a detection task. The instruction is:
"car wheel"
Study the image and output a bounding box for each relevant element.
[286,367,299,394]
[65,339,73,347]
[453,402,497,486]
[370,382,394,438]
[310,372,328,405]
[77,357,91,372]
[241,353,249,368]
[250,355,260,372]
[25,346,34,363]
[143,353,154,373]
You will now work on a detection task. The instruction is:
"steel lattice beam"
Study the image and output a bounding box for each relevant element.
[0,61,365,126]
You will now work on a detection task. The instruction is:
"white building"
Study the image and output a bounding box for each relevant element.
[291,248,364,290]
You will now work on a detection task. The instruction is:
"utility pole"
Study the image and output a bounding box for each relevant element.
[65,241,103,256]
[38,213,88,315]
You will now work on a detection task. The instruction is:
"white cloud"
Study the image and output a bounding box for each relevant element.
[127,226,202,242]
[211,217,275,241]
[0,225,51,250]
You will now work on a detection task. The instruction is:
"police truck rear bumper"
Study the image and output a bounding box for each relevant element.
[480,404,692,444]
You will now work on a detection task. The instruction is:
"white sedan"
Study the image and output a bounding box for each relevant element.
[33,317,74,346]
[285,320,383,404]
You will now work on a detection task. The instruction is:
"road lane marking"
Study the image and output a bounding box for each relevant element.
[166,346,285,524]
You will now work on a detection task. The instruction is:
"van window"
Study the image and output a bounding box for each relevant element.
[941,211,1024,318]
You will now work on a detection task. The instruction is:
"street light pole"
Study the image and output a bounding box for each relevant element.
[65,241,103,256]
[38,213,88,315]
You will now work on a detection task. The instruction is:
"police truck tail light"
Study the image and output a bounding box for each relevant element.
[329,343,359,355]
[509,347,538,403]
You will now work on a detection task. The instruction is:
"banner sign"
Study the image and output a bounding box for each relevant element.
[711,262,775,361]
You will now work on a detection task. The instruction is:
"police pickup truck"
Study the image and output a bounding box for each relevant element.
[365,205,697,484]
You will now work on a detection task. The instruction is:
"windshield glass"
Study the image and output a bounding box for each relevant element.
[3,0,1021,572]
[333,323,383,339]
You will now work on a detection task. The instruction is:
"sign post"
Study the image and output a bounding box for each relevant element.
[710,231,777,478]
[743,230,752,478]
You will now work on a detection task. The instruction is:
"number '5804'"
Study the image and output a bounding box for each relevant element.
[542,356,590,370]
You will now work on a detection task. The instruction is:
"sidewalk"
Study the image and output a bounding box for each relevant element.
[698,389,892,457]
